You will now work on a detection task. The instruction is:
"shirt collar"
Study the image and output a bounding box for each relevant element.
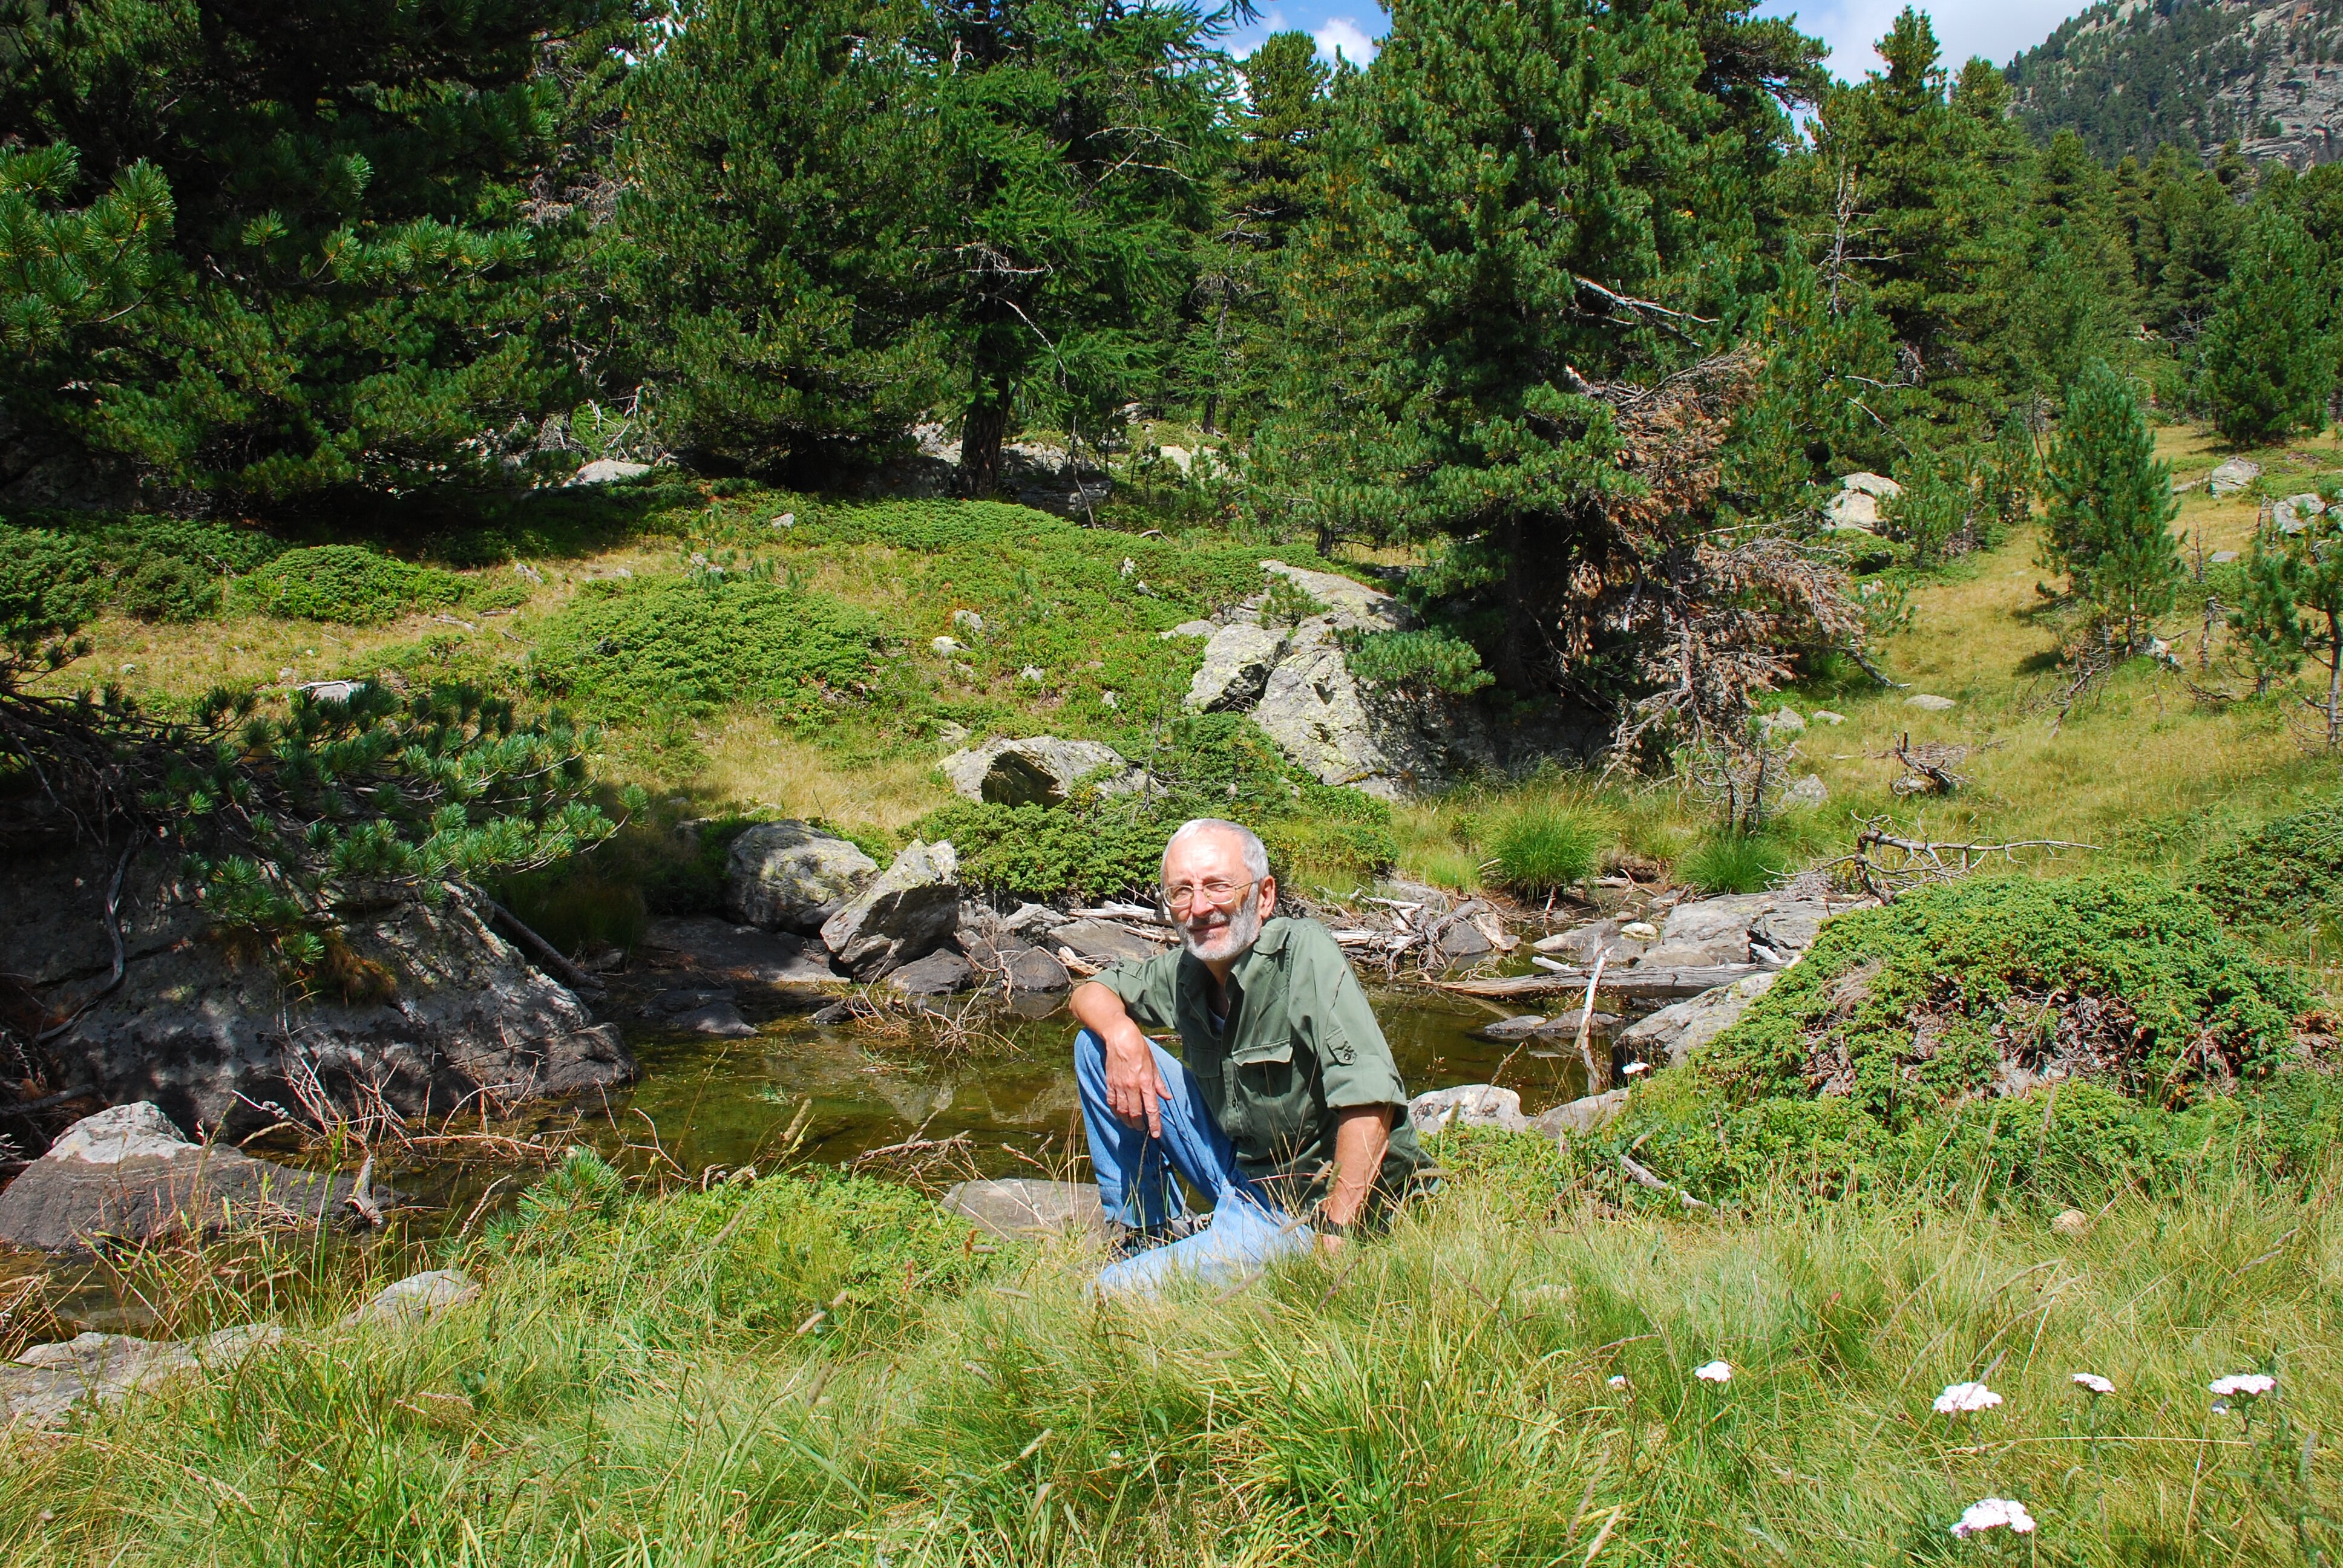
[1178,916,1289,1005]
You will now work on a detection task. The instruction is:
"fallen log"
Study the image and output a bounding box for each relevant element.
[1434,964,1776,1002]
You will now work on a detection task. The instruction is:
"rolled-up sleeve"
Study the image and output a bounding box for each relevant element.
[1288,925,1409,1109]
[1095,950,1183,1033]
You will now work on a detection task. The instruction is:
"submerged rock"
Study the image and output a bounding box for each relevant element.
[723,820,878,934]
[822,841,963,979]
[885,949,974,997]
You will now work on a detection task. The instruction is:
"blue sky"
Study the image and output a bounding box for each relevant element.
[1227,1,2098,82]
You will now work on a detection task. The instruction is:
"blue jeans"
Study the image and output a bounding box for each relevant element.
[1074,1029,1313,1295]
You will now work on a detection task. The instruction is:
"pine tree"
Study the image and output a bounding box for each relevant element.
[916,0,1231,495]
[2041,361,2182,648]
[0,0,647,510]
[2228,537,2305,697]
[2229,514,2343,747]
[615,0,943,476]
[2199,201,2332,445]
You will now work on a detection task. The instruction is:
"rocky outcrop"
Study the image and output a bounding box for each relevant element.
[2207,458,2261,497]
[0,1103,365,1252]
[940,736,1149,807]
[821,841,962,979]
[1408,1083,1531,1136]
[3,844,637,1141]
[1617,970,1780,1068]
[1186,624,1288,713]
[723,821,878,933]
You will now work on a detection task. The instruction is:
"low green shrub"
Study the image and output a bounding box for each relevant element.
[2194,794,2343,930]
[533,574,891,725]
[1483,802,1608,893]
[1339,627,1494,696]
[235,544,469,624]
[1706,874,2308,1119]
[1681,831,1791,893]
[0,514,288,622]
[922,800,1170,902]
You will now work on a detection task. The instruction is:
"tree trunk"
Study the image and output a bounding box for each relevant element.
[958,387,1012,499]
[2326,611,2342,753]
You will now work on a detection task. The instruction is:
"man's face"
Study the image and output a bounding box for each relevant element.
[1162,829,1275,966]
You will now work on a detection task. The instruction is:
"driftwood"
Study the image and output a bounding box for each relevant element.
[1889,732,1970,797]
[1822,818,2097,904]
[1436,964,1774,1002]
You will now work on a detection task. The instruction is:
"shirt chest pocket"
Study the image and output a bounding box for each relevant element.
[1223,1039,1305,1143]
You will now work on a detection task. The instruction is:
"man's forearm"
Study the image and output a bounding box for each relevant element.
[1320,1106,1391,1228]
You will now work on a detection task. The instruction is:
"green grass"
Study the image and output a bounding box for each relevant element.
[4,1143,2337,1564]
[1680,831,1792,893]
[1483,800,1611,894]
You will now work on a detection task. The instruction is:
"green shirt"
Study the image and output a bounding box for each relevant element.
[1098,915,1427,1203]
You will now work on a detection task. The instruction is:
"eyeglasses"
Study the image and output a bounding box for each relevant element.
[1162,877,1262,915]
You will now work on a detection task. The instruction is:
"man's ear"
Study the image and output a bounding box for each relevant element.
[1258,874,1277,918]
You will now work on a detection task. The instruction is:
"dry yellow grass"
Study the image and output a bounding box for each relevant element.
[692,719,951,828]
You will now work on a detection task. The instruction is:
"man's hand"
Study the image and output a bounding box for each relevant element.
[1071,981,1173,1136]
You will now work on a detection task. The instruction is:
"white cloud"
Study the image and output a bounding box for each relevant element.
[1313,15,1378,65]
[1761,0,2094,82]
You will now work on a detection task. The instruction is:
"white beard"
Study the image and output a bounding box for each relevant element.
[1182,897,1265,964]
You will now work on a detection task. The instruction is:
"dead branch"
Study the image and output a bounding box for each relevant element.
[1889,732,1970,796]
[1822,818,2099,903]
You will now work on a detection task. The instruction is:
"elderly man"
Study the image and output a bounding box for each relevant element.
[1070,817,1426,1293]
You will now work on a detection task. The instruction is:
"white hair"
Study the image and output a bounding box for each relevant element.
[1162,817,1270,882]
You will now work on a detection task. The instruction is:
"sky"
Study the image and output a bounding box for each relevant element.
[1228,1,2099,82]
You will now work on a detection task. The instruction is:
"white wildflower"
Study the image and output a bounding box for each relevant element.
[1933,1381,2004,1416]
[1623,1061,1650,1077]
[1693,1361,1732,1383]
[1606,1374,1628,1390]
[2209,1373,2275,1398]
[1950,1498,2036,1539]
[2072,1373,2114,1396]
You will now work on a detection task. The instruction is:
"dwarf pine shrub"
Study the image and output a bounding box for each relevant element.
[2194,794,2343,930]
[235,544,470,624]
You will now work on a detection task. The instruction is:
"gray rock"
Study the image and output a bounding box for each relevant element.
[1000,903,1064,941]
[344,1269,481,1328]
[1409,1083,1530,1137]
[1823,489,1881,529]
[1759,708,1806,737]
[1252,621,1397,795]
[2207,457,2263,497]
[885,949,974,997]
[1532,918,1650,965]
[2211,550,2241,564]
[567,459,652,485]
[0,1324,281,1429]
[1904,693,1957,711]
[1478,1014,1549,1042]
[1783,773,1829,810]
[1184,623,1288,713]
[1809,709,1846,725]
[940,736,1147,807]
[723,820,879,934]
[1841,471,1903,500]
[1749,903,1828,956]
[0,1105,367,1252]
[1437,919,1495,962]
[1531,1089,1630,1139]
[670,1002,757,1037]
[821,840,963,979]
[1,844,637,1140]
[1164,619,1218,639]
[1259,561,1414,633]
[962,935,1072,994]
[951,608,985,637]
[1049,918,1165,965]
[1616,970,1780,1068]
[942,1177,1108,1238]
[930,635,967,657]
[1639,893,1771,969]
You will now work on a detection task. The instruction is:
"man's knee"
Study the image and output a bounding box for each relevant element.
[1073,1027,1107,1084]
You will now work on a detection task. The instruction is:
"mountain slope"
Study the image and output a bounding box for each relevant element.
[2008,0,2343,165]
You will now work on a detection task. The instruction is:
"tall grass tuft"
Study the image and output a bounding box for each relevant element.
[1682,830,1791,893]
[1485,802,1611,894]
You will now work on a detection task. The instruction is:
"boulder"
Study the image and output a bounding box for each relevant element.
[1840,471,1903,500]
[1252,621,1405,797]
[1164,619,1218,639]
[962,935,1072,994]
[0,1324,280,1430]
[821,841,963,979]
[940,736,1147,807]
[1050,918,1166,966]
[1616,970,1780,1068]
[1478,1014,1548,1042]
[1,844,637,1138]
[2207,457,2262,496]
[1437,919,1494,962]
[0,1103,365,1252]
[2210,550,2241,564]
[1749,903,1828,956]
[1759,708,1806,738]
[1185,623,1288,713]
[1000,903,1065,941]
[1783,773,1829,811]
[1531,1089,1630,1139]
[1533,918,1652,965]
[1259,561,1414,633]
[722,820,879,934]
[1809,710,1846,725]
[941,1177,1107,1239]
[1904,693,1956,711]
[884,949,974,997]
[1409,1083,1530,1137]
[567,459,652,485]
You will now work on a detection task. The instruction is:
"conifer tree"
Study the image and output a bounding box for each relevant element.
[2041,361,2181,648]
[2199,203,2332,445]
[2229,515,2343,747]
[0,0,647,509]
[615,0,942,475]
